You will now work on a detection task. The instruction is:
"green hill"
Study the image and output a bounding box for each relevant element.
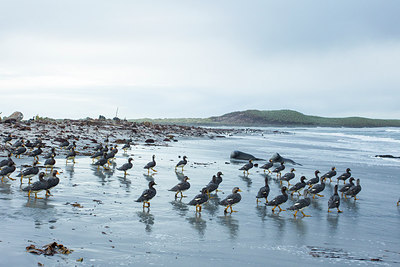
[130,109,400,127]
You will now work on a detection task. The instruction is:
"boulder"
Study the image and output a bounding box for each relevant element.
[3,111,23,123]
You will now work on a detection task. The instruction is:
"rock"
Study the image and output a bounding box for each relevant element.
[145,139,155,144]
[3,111,23,123]
[375,154,400,159]
[163,138,171,142]
[98,115,106,120]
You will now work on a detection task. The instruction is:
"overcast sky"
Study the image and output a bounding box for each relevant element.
[1,0,399,119]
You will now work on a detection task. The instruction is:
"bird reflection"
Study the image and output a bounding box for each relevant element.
[288,217,307,241]
[217,214,239,239]
[175,171,185,181]
[137,210,155,233]
[143,173,156,182]
[239,175,252,189]
[65,165,74,179]
[327,213,340,233]
[118,176,131,191]
[0,182,12,195]
[203,195,220,216]
[255,205,267,223]
[170,199,189,217]
[186,213,207,238]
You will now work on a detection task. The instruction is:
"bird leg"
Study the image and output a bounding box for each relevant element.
[7,174,15,181]
[337,208,343,213]
[328,209,331,213]
[272,206,276,212]
[353,196,359,201]
[180,191,186,198]
[293,210,298,217]
[230,205,238,213]
[174,192,179,198]
[316,194,324,197]
[151,168,157,172]
[224,205,230,213]
[301,211,311,217]
[256,198,260,205]
[278,205,285,212]
[20,175,24,184]
[27,190,31,198]
[35,192,43,199]
[265,198,268,204]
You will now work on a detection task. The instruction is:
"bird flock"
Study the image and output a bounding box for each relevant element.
[0,133,385,218]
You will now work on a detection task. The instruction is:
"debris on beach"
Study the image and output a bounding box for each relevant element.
[26,242,72,256]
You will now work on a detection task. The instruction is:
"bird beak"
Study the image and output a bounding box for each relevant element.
[238,189,242,192]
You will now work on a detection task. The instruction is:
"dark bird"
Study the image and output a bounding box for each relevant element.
[66,147,77,164]
[44,155,56,173]
[66,141,76,151]
[306,170,320,188]
[16,160,39,184]
[135,181,157,209]
[188,187,209,213]
[321,167,336,183]
[94,152,109,170]
[328,184,342,213]
[59,140,69,149]
[266,186,288,212]
[280,168,296,187]
[287,190,312,217]
[289,176,307,196]
[337,168,351,184]
[144,155,157,174]
[256,176,270,204]
[122,143,131,153]
[219,187,242,213]
[272,162,285,178]
[215,171,223,185]
[94,143,103,151]
[105,147,116,165]
[344,178,361,200]
[14,145,27,159]
[206,175,220,197]
[25,140,35,150]
[339,177,355,197]
[169,176,190,198]
[175,156,188,172]
[4,134,12,144]
[43,147,57,159]
[260,159,273,173]
[12,138,24,148]
[117,157,133,176]
[22,172,48,199]
[0,153,13,169]
[309,175,325,199]
[239,159,253,175]
[0,161,16,182]
[91,150,104,163]
[29,146,43,161]
[45,170,60,197]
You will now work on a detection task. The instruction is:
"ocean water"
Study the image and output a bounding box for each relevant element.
[0,127,399,266]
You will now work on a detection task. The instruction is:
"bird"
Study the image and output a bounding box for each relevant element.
[90,150,104,163]
[175,156,188,172]
[339,177,355,197]
[397,198,399,206]
[43,147,56,159]
[309,175,325,199]
[344,178,361,200]
[94,143,103,151]
[219,187,242,213]
[122,143,131,153]
[321,167,336,183]
[44,155,56,173]
[188,187,209,213]
[256,176,270,204]
[12,138,24,148]
[272,162,285,178]
[0,161,16,182]
[117,157,133,176]
[45,170,60,197]
[280,168,296,187]
[25,140,35,151]
[66,141,76,151]
[169,176,190,198]
[287,189,312,217]
[337,168,351,184]
[59,140,69,149]
[260,159,273,173]
[65,147,77,164]
[135,181,157,209]
[16,160,39,184]
[306,170,320,188]
[289,176,307,196]
[205,175,220,197]
[328,184,342,213]
[94,152,109,170]
[29,145,43,162]
[144,155,157,174]
[266,186,288,212]
[4,134,12,144]
[13,145,27,159]
[22,172,48,199]
[215,171,223,185]
[105,148,116,165]
[0,153,13,169]
[239,159,253,175]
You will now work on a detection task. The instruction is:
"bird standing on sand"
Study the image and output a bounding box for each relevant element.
[117,157,133,176]
[66,147,77,164]
[136,181,157,209]
[219,187,242,213]
[280,168,296,187]
[22,172,48,199]
[256,176,270,204]
[239,159,253,175]
[205,175,220,198]
[29,145,43,162]
[328,184,342,213]
[321,167,336,183]
[175,156,188,172]
[287,190,312,217]
[44,155,56,173]
[169,176,190,198]
[215,171,223,185]
[289,176,307,196]
[0,153,13,169]
[306,170,320,188]
[339,177,355,197]
[188,187,209,213]
[260,159,273,173]
[0,161,16,182]
[344,178,361,200]
[337,168,351,184]
[309,176,325,199]
[144,155,157,174]
[14,144,27,159]
[45,170,60,197]
[43,147,56,159]
[94,152,109,170]
[266,187,288,212]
